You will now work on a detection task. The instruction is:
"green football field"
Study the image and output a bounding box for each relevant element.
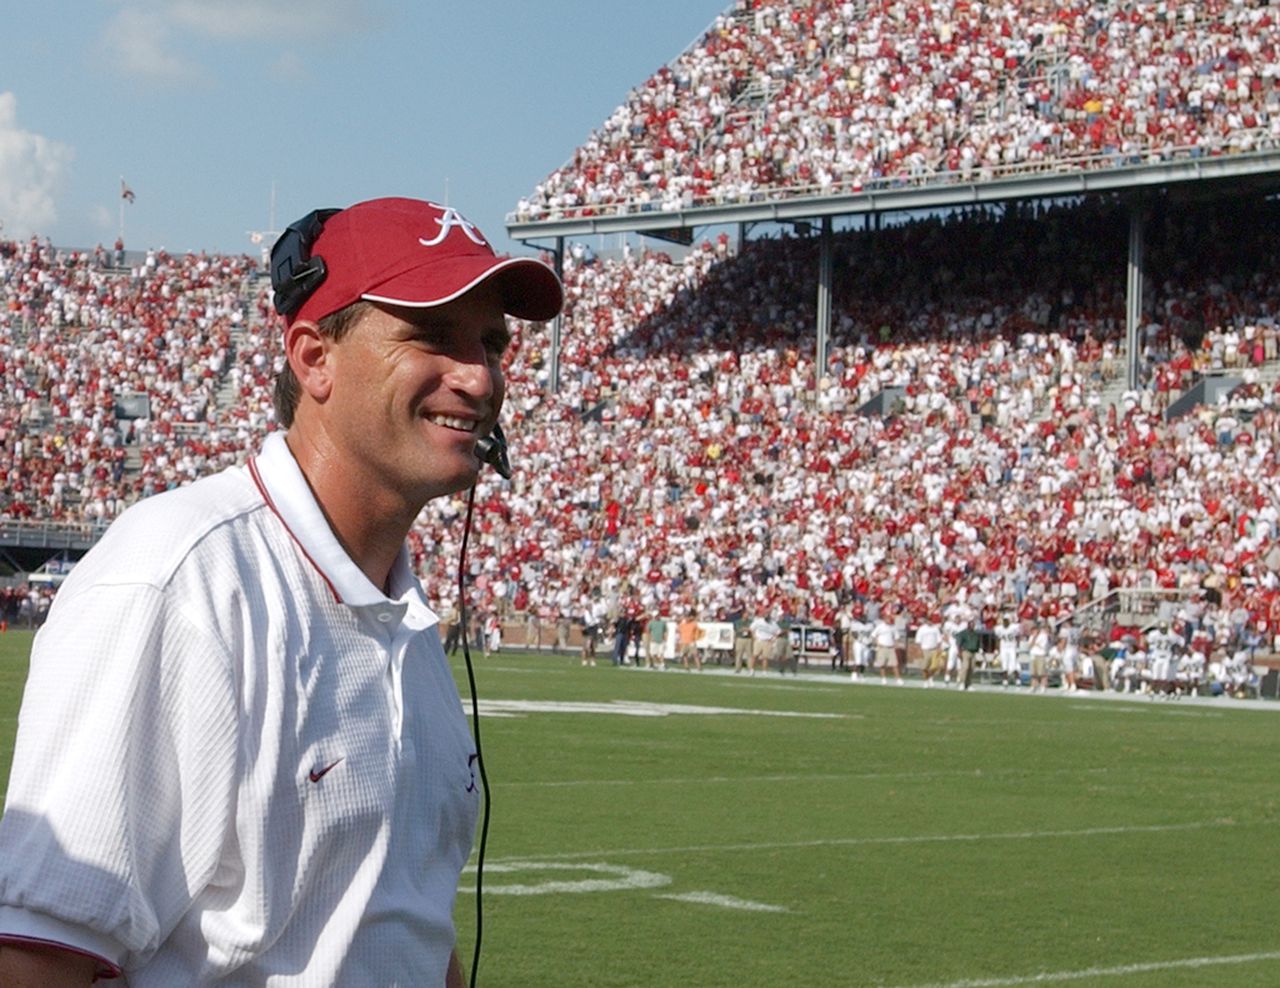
[3,631,1278,986]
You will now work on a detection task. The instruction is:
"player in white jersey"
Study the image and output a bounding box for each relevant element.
[846,615,873,681]
[994,615,1022,687]
[1059,620,1082,692]
[1146,622,1180,696]
[942,602,973,685]
[0,198,563,987]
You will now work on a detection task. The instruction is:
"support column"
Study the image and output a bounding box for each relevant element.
[815,216,834,386]
[550,235,564,395]
[1125,206,1144,391]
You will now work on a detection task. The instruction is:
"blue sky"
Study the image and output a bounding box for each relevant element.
[0,1,728,258]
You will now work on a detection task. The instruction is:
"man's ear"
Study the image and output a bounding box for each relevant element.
[284,320,334,403]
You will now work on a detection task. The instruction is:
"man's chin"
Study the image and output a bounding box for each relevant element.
[431,456,483,498]
[400,451,482,506]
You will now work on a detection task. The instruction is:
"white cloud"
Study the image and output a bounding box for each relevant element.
[100,1,379,82]
[167,0,377,41]
[100,6,199,81]
[0,92,73,239]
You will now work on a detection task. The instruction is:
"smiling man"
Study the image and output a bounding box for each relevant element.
[0,198,562,987]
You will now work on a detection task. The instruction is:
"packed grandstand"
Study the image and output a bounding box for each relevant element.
[2,0,1279,697]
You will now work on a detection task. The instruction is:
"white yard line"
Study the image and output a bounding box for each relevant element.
[492,818,1243,864]
[655,891,789,913]
[475,698,848,719]
[500,763,1202,790]
[878,951,1280,987]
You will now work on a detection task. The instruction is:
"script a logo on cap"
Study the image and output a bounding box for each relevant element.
[419,207,488,249]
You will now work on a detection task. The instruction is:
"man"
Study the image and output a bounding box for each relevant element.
[848,607,873,682]
[955,621,984,691]
[914,613,944,687]
[731,609,752,673]
[678,609,702,672]
[612,606,631,666]
[1146,620,1179,695]
[1027,619,1052,693]
[1059,619,1083,692]
[646,611,668,670]
[941,601,970,686]
[775,608,797,675]
[581,593,606,666]
[871,610,901,685]
[749,609,780,675]
[994,614,1022,688]
[442,599,464,654]
[0,197,563,987]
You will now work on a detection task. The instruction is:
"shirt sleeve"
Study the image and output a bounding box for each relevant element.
[0,579,238,972]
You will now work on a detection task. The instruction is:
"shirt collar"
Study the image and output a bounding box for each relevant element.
[250,431,434,624]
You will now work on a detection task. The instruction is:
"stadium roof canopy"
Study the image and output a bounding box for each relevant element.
[507,148,1280,243]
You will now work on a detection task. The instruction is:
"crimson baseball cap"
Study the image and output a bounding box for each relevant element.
[278,196,563,326]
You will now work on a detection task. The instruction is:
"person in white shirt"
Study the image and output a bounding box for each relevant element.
[0,197,563,987]
[1146,621,1179,695]
[914,615,944,687]
[1027,620,1051,693]
[941,608,965,685]
[749,611,781,675]
[872,613,902,685]
[1059,620,1083,692]
[994,615,1023,688]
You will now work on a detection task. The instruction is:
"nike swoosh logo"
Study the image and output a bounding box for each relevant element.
[309,758,344,783]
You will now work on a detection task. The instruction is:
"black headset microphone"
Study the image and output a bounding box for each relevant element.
[473,423,512,481]
[270,211,500,988]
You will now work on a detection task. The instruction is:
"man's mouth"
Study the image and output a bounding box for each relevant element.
[424,413,481,434]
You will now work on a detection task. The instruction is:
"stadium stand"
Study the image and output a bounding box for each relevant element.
[515,0,1280,222]
[3,2,1279,697]
[0,237,258,520]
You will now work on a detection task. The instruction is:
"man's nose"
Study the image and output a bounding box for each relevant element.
[445,352,497,397]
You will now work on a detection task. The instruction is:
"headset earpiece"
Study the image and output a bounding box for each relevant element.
[270,207,341,316]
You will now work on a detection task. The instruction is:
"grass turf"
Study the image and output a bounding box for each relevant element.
[2,635,1277,986]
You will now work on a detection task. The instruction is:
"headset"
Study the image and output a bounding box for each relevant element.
[270,208,340,317]
[474,423,512,480]
[269,210,504,988]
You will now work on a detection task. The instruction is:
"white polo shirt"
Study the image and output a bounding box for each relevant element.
[0,431,479,986]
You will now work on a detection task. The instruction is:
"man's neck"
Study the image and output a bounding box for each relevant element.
[284,428,415,593]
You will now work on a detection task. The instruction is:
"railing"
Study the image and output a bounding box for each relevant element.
[0,518,110,549]
[509,132,1280,225]
[1060,586,1196,635]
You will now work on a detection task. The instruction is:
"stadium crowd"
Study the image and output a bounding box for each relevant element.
[0,236,257,521]
[4,193,1280,688]
[515,0,1280,221]
[3,196,1279,698]
[3,1,1280,697]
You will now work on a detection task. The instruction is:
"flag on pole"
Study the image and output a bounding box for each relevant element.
[120,178,136,203]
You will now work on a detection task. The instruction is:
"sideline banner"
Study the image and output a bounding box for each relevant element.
[696,622,734,652]
[789,625,834,657]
